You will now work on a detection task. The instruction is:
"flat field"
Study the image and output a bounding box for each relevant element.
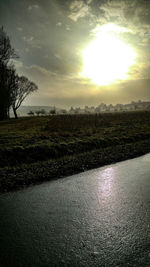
[0,111,150,192]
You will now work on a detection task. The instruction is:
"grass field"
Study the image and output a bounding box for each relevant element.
[0,111,150,192]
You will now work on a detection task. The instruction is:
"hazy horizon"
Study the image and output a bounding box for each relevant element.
[9,99,150,112]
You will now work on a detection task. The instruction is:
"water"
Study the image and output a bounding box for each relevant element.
[0,154,150,266]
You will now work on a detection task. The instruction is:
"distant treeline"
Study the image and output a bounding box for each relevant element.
[25,100,150,117]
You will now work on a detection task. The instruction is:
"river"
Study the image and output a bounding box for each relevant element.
[0,154,150,266]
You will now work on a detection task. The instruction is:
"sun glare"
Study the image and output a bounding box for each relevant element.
[81,24,136,85]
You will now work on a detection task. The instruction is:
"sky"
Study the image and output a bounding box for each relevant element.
[0,0,150,108]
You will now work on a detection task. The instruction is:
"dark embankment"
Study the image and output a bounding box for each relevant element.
[0,111,150,192]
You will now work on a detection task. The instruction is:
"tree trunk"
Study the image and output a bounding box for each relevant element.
[7,106,10,119]
[0,106,8,120]
[13,107,18,119]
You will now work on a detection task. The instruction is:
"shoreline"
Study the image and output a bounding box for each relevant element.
[0,139,150,193]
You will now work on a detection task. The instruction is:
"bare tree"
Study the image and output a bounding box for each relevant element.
[35,110,41,116]
[0,27,18,120]
[11,76,38,119]
[40,109,46,116]
[0,62,16,119]
[0,27,38,120]
[0,26,17,62]
[50,107,56,115]
[27,110,34,116]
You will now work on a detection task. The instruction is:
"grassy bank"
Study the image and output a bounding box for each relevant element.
[0,111,150,192]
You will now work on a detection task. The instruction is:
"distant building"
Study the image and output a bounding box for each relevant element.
[67,100,150,115]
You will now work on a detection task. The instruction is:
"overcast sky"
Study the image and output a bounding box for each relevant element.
[0,0,150,108]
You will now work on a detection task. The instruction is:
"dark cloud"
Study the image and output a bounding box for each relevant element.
[0,0,150,106]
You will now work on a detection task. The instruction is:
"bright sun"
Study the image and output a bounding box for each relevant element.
[81,24,136,85]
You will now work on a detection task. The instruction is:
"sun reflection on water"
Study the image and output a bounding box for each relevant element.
[98,167,115,200]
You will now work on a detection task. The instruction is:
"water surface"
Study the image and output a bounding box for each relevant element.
[0,154,150,266]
